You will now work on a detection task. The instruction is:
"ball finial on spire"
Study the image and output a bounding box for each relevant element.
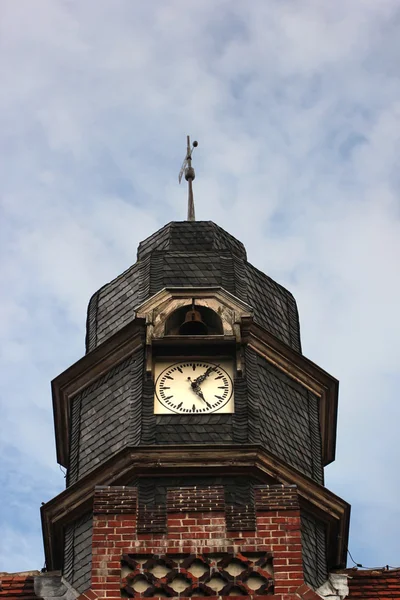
[179,136,198,222]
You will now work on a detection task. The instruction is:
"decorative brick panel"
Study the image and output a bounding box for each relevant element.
[137,504,167,534]
[254,484,299,511]
[166,486,225,513]
[93,486,138,515]
[121,551,274,596]
[225,504,256,531]
[89,483,308,600]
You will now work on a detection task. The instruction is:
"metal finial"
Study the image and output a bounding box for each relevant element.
[179,135,198,221]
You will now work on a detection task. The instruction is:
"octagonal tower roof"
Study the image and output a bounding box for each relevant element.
[86,221,301,354]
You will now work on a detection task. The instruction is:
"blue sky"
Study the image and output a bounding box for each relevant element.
[1,0,400,572]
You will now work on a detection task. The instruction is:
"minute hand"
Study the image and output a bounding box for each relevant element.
[193,366,216,386]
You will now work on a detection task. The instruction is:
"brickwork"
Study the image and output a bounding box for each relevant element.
[93,487,138,515]
[166,486,225,513]
[121,551,274,597]
[254,485,299,511]
[87,484,319,600]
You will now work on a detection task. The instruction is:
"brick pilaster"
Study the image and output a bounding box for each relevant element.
[255,485,303,595]
[91,486,138,600]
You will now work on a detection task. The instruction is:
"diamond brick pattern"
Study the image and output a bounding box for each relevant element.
[121,552,274,597]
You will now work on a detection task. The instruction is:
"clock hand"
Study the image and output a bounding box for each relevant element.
[188,379,212,409]
[195,387,212,409]
[193,365,217,386]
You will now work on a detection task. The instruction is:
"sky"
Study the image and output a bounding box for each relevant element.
[1,0,400,573]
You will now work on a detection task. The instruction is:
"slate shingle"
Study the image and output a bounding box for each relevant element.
[245,347,323,484]
[301,511,328,589]
[68,350,144,485]
[63,512,92,594]
[85,221,301,353]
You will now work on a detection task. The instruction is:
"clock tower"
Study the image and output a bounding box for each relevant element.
[42,218,350,600]
[42,140,350,600]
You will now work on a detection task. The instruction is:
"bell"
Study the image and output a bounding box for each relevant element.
[179,308,208,336]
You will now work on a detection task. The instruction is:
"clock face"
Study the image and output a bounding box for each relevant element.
[154,360,234,414]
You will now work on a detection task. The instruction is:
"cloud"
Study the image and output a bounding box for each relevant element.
[1,0,400,572]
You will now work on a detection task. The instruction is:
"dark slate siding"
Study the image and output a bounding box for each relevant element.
[246,347,324,484]
[85,221,302,354]
[67,349,144,485]
[137,221,247,260]
[63,512,92,594]
[162,252,225,287]
[85,257,151,352]
[85,291,99,352]
[301,511,328,589]
[232,376,248,444]
[140,379,156,445]
[245,262,301,353]
[154,414,232,444]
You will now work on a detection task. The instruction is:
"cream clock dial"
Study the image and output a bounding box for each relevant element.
[154,360,234,414]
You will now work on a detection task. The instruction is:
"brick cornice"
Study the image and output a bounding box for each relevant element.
[51,319,146,467]
[241,317,339,466]
[41,444,349,573]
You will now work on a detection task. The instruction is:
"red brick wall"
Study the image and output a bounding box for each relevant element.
[87,484,319,600]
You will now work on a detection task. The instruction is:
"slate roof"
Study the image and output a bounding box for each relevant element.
[345,568,400,599]
[86,221,302,353]
[137,221,247,260]
[0,574,41,600]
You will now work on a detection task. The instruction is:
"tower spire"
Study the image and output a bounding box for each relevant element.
[179,135,198,221]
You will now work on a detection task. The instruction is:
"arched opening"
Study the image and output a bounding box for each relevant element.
[165,303,223,336]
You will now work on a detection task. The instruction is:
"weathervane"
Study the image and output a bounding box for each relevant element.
[179,135,198,221]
